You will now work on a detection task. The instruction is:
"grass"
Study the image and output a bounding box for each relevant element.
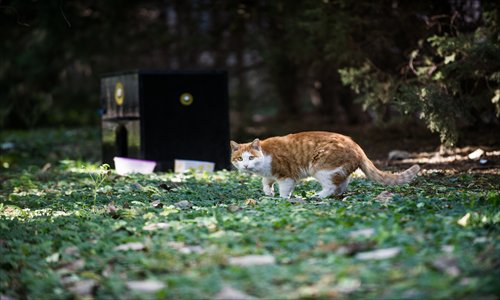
[0,128,499,299]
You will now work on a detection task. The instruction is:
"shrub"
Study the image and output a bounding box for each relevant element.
[340,6,500,146]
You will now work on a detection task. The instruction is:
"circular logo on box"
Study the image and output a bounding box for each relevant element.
[115,81,124,106]
[180,93,193,106]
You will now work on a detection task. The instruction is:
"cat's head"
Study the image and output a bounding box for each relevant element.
[230,139,266,173]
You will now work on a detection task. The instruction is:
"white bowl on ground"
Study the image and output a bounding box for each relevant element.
[174,159,215,173]
[114,157,156,175]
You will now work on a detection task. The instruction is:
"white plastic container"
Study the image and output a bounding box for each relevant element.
[174,159,215,173]
[114,157,156,175]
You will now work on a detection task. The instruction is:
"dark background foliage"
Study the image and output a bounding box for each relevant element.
[1,0,498,144]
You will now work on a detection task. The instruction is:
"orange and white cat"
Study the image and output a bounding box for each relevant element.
[230,131,420,198]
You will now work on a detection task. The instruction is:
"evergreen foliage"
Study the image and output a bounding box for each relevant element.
[339,3,500,145]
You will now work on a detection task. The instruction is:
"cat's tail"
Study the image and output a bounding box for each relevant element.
[359,155,420,185]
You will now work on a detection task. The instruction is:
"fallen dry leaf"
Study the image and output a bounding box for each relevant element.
[151,200,163,209]
[336,278,361,294]
[457,212,471,227]
[130,182,143,190]
[348,228,375,239]
[388,150,410,160]
[215,285,255,300]
[167,241,204,254]
[297,274,338,298]
[315,240,376,256]
[143,222,170,231]
[228,255,275,267]
[114,242,145,251]
[41,163,52,173]
[288,198,306,204]
[63,246,80,256]
[179,245,204,254]
[106,202,118,217]
[431,256,460,277]
[355,247,401,260]
[374,191,395,203]
[56,259,85,273]
[441,245,454,253]
[126,280,166,293]
[336,241,376,256]
[245,199,257,206]
[45,252,60,263]
[67,279,97,296]
[175,200,193,209]
[468,148,484,160]
[473,237,488,244]
[227,204,241,212]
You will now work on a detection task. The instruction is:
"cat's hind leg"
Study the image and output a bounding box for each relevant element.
[277,178,296,198]
[313,168,348,198]
[262,177,276,197]
[334,176,350,195]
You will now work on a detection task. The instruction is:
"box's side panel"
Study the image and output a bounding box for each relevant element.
[100,73,142,166]
[101,73,140,120]
[140,72,230,171]
[211,72,231,170]
[138,74,147,159]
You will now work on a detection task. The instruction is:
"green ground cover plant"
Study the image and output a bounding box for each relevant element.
[0,129,499,299]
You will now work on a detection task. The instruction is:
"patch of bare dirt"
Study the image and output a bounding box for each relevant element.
[385,147,500,175]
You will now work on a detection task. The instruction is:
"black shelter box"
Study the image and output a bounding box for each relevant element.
[101,70,230,171]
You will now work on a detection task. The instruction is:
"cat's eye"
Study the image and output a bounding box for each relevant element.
[237,157,243,161]
[249,156,255,160]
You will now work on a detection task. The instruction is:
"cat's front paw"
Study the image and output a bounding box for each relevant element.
[314,192,331,199]
[263,189,275,197]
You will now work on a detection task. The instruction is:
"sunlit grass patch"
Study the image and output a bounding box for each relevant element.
[0,128,499,299]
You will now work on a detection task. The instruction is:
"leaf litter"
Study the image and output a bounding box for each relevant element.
[215,285,255,300]
[228,255,276,266]
[126,280,166,293]
[114,242,146,251]
[355,247,401,260]
[1,128,499,299]
[143,222,170,231]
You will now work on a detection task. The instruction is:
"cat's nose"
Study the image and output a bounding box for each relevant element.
[243,164,249,169]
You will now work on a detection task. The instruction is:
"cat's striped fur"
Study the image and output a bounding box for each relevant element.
[230,131,420,198]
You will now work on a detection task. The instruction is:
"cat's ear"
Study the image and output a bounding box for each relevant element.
[230,141,239,151]
[251,138,261,151]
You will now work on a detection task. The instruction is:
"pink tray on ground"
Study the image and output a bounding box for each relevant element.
[113,157,156,175]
